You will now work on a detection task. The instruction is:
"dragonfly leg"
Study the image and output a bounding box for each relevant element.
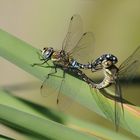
[36,50,43,59]
[56,71,66,104]
[40,67,57,90]
[31,60,48,67]
[41,67,65,90]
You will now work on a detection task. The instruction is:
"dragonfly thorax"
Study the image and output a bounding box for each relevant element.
[51,51,62,62]
[50,50,70,68]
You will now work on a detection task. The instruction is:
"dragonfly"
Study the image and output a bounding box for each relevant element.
[77,46,140,130]
[32,14,131,129]
[32,14,95,106]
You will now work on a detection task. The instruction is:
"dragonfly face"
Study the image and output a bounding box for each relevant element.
[42,47,54,60]
[91,54,118,71]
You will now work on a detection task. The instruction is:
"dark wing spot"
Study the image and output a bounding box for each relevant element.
[71,16,74,20]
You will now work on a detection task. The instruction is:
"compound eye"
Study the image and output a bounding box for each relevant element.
[41,47,53,59]
[46,50,50,55]
[42,47,48,53]
[47,48,53,56]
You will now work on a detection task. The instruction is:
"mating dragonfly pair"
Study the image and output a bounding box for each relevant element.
[32,15,140,130]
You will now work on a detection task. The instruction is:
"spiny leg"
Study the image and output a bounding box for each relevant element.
[40,67,57,90]
[31,60,49,67]
[40,67,66,92]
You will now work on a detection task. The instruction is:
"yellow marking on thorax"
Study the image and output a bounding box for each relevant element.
[51,51,61,62]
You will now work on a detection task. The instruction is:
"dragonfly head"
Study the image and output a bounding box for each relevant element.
[91,54,118,71]
[41,47,54,60]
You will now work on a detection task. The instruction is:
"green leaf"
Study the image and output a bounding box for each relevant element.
[0,29,140,138]
[0,91,98,140]
[0,134,15,140]
[0,104,99,140]
[0,89,139,140]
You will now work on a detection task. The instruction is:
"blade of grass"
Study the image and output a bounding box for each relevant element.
[0,104,97,140]
[0,133,40,140]
[0,89,139,140]
[14,95,140,140]
[0,105,99,140]
[0,89,63,123]
[0,29,140,137]
[0,134,15,140]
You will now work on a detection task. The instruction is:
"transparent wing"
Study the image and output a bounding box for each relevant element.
[119,46,140,81]
[69,32,95,63]
[97,88,133,105]
[90,87,116,127]
[99,87,122,130]
[57,67,91,111]
[40,68,60,97]
[56,77,78,112]
[115,77,124,111]
[101,77,124,130]
[114,78,123,130]
[114,96,121,131]
[62,14,83,52]
[41,68,78,111]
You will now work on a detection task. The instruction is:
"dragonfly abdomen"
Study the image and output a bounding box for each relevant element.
[70,59,91,69]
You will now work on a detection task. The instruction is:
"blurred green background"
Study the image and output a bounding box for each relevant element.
[0,0,140,139]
